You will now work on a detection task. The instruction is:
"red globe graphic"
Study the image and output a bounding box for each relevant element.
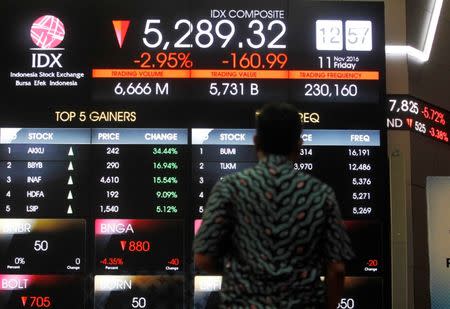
[30,15,65,49]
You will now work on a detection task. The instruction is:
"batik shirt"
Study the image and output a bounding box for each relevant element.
[194,154,354,309]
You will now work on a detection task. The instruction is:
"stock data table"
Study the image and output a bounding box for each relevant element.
[0,128,189,309]
[192,128,385,308]
[192,128,382,221]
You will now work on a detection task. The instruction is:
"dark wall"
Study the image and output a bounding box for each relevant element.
[410,134,450,309]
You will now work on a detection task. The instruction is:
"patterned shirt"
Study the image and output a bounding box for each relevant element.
[194,154,354,309]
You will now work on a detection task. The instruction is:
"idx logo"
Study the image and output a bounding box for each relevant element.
[32,53,62,68]
[29,15,65,68]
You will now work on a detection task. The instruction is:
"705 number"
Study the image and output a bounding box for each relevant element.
[28,296,52,308]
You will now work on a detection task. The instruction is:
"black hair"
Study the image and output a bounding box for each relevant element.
[255,102,303,155]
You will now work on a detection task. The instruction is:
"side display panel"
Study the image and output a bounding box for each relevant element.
[387,95,449,144]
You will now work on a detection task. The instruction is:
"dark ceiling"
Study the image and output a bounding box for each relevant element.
[407,0,450,111]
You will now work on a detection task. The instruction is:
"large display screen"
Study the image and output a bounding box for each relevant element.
[1,0,390,308]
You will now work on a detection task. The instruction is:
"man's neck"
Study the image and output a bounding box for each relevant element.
[257,151,297,162]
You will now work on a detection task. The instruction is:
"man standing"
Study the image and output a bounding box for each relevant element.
[194,102,354,309]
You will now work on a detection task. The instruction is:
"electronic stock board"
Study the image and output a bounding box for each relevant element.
[387,95,449,144]
[1,0,389,308]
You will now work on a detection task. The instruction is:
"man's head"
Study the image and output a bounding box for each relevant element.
[254,102,303,157]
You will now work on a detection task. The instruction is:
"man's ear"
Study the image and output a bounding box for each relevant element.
[253,135,260,150]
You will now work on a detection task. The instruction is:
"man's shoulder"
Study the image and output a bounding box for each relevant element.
[214,166,265,193]
[220,167,335,196]
[221,165,259,182]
